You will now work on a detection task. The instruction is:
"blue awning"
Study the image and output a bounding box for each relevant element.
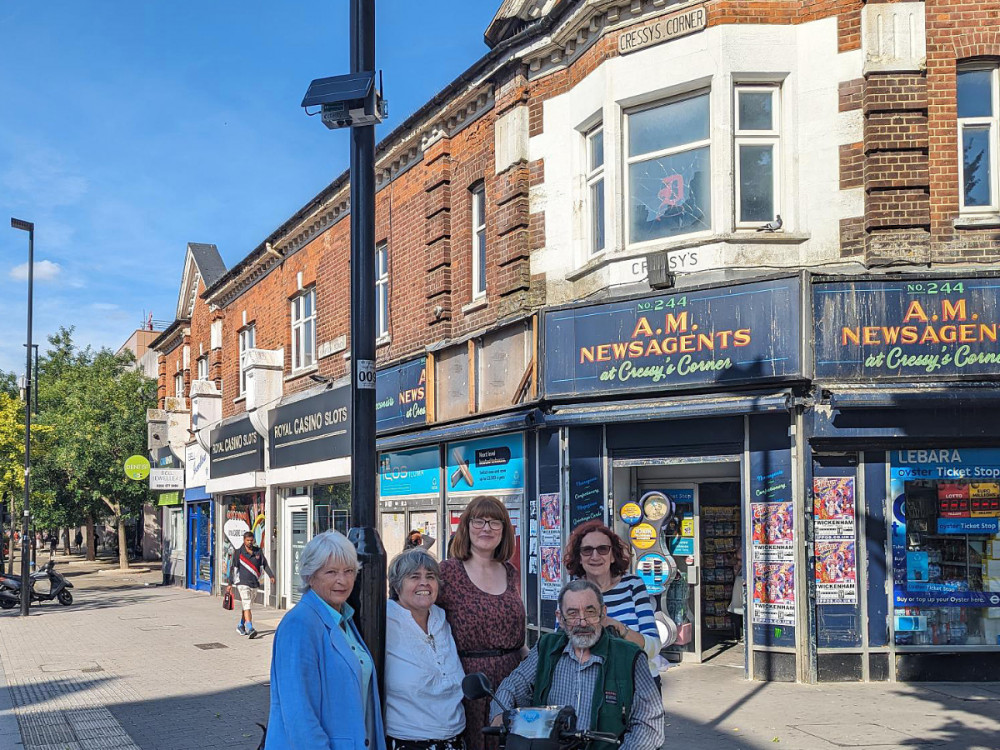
[184,486,211,502]
[544,392,792,426]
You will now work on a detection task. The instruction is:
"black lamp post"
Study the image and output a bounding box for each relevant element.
[11,217,34,617]
[301,0,386,682]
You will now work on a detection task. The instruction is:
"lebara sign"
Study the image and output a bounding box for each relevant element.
[814,278,1000,380]
[543,277,802,397]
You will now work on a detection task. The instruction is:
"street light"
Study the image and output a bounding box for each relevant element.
[11,217,34,617]
[302,0,387,683]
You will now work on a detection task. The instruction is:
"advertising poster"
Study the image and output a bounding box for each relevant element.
[752,561,796,626]
[446,433,524,497]
[750,502,794,562]
[541,547,562,600]
[813,477,856,538]
[379,447,440,499]
[815,540,858,604]
[221,494,266,583]
[539,493,561,547]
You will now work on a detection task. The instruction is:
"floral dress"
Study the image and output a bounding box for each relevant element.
[437,559,525,750]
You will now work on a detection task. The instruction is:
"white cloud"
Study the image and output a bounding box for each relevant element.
[9,260,61,282]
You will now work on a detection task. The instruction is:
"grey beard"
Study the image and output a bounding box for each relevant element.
[568,629,601,649]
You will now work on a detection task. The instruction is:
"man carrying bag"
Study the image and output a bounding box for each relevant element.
[227,532,275,638]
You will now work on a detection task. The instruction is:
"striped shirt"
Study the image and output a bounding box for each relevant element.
[603,575,658,640]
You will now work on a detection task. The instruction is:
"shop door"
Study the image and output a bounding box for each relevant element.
[285,500,310,606]
[186,502,213,593]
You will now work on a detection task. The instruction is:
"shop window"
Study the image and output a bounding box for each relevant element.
[626,91,711,244]
[291,289,316,371]
[376,242,389,338]
[734,85,780,227]
[313,482,351,536]
[957,66,999,213]
[239,325,256,395]
[586,125,606,254]
[471,183,487,299]
[891,450,1000,647]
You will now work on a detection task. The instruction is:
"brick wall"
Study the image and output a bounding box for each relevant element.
[926,0,1000,260]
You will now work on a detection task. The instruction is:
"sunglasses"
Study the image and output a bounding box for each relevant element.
[580,544,612,557]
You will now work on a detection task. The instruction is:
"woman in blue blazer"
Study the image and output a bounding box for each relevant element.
[266,530,387,750]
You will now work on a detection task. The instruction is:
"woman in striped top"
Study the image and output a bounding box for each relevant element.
[564,520,662,681]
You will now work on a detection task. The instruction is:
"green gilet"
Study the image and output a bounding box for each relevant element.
[531,629,641,750]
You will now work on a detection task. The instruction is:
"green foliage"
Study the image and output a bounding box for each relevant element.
[0,327,156,530]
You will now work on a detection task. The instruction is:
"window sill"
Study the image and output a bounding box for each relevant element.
[566,231,811,282]
[462,298,488,314]
[233,395,246,405]
[285,364,318,382]
[376,335,392,349]
[954,213,1000,229]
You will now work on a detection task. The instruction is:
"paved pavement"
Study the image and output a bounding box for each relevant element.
[0,552,999,749]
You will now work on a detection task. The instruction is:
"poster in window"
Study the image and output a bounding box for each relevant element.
[541,546,562,601]
[539,492,561,547]
[752,561,795,626]
[815,540,858,604]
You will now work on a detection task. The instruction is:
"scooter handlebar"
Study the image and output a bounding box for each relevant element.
[481,727,505,737]
[563,731,620,746]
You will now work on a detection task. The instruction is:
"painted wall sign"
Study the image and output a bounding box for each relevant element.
[618,6,707,55]
[543,277,801,397]
[376,357,427,433]
[814,278,1000,380]
[379,446,440,499]
[209,415,264,478]
[446,433,524,497]
[269,386,351,469]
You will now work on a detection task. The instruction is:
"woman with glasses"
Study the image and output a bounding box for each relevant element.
[265,530,386,750]
[564,520,662,686]
[437,496,526,750]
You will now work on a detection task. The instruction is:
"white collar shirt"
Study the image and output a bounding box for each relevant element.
[384,600,467,740]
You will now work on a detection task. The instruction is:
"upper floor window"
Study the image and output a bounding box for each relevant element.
[196,355,209,383]
[958,66,999,212]
[735,85,780,227]
[586,126,606,254]
[376,242,389,338]
[173,373,184,399]
[471,183,487,299]
[239,325,256,395]
[291,288,316,371]
[627,91,711,244]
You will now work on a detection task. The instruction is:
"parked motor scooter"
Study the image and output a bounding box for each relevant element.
[462,673,620,750]
[0,559,73,607]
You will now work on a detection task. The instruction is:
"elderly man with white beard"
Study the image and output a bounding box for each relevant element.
[489,579,664,750]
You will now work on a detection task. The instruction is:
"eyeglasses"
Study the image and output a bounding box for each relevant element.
[561,609,602,624]
[470,518,504,531]
[580,544,612,558]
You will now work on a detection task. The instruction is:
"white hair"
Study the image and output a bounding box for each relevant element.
[299,530,359,593]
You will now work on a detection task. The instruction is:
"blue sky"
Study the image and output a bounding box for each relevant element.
[0,1,497,374]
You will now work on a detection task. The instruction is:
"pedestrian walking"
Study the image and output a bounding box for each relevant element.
[48,532,57,557]
[74,530,83,554]
[436,496,526,750]
[227,532,275,638]
[384,548,466,750]
[265,530,387,750]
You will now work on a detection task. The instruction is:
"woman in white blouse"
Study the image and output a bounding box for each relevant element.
[385,548,467,750]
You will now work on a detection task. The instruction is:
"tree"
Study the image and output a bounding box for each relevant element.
[13,329,155,568]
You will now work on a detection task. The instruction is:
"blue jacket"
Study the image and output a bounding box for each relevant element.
[265,589,387,750]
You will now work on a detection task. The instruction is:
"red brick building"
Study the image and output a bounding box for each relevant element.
[152,0,1000,682]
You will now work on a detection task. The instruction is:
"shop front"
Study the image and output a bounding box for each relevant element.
[268,384,352,608]
[540,275,808,680]
[207,414,266,597]
[811,274,1000,681]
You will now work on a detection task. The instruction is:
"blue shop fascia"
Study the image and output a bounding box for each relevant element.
[510,270,1000,684]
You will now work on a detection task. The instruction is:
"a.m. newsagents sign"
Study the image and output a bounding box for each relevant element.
[814,277,1000,380]
[543,277,802,397]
